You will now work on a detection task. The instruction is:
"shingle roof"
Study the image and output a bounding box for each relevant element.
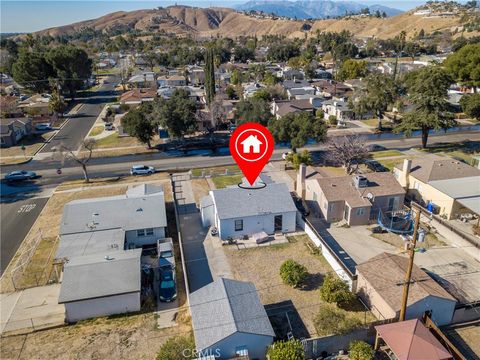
[58,249,141,303]
[190,278,275,350]
[395,159,480,183]
[312,173,405,208]
[356,253,456,313]
[55,228,125,261]
[209,183,297,220]
[60,184,166,234]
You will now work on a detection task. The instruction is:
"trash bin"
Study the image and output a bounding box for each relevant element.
[418,228,426,243]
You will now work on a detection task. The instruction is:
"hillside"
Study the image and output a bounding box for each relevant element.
[32,5,471,40]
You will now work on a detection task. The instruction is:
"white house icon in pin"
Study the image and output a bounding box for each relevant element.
[241,134,263,154]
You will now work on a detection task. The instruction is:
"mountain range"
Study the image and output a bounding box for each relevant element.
[236,0,403,19]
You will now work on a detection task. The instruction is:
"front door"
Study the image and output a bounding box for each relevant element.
[274,215,283,232]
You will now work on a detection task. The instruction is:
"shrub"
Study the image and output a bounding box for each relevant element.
[314,304,362,336]
[280,259,308,288]
[328,115,338,126]
[319,273,355,306]
[267,340,305,360]
[349,340,374,360]
[156,335,195,360]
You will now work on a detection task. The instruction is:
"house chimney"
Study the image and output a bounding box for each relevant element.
[296,163,307,199]
[401,159,412,188]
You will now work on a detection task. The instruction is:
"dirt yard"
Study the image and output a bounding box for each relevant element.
[224,234,371,337]
[0,312,192,360]
[370,227,447,250]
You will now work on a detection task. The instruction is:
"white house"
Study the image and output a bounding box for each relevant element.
[190,278,275,360]
[200,183,297,240]
[59,249,142,322]
[322,99,353,123]
[241,135,262,154]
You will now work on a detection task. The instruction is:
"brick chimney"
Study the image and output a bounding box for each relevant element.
[296,163,307,199]
[400,159,412,188]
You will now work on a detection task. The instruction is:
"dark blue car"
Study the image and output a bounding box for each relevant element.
[159,269,177,302]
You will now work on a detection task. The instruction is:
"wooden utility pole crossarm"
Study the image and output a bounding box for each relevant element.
[399,207,421,322]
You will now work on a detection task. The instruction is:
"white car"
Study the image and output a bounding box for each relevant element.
[130,165,155,175]
[35,123,52,131]
[282,151,292,160]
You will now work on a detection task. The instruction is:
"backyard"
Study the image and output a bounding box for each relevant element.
[224,234,374,338]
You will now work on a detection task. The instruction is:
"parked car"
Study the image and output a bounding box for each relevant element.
[158,241,175,270]
[130,165,155,175]
[365,160,389,172]
[282,151,292,160]
[4,170,38,182]
[159,269,177,302]
[104,123,115,131]
[35,123,52,131]
[367,144,386,152]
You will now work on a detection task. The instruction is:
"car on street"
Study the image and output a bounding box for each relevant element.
[105,123,115,131]
[367,144,386,152]
[130,165,155,175]
[4,170,38,182]
[35,123,52,131]
[159,269,177,302]
[365,160,389,172]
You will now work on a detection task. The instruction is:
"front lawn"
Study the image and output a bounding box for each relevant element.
[369,150,404,159]
[211,174,243,189]
[89,125,104,137]
[191,165,239,177]
[419,141,480,165]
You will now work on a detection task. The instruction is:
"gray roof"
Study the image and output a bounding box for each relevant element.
[395,159,480,183]
[58,249,142,303]
[209,183,297,220]
[428,176,480,214]
[190,278,275,350]
[55,228,125,261]
[60,184,166,235]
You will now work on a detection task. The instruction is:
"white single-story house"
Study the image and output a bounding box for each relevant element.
[59,184,167,250]
[200,183,297,239]
[59,249,142,322]
[190,278,275,360]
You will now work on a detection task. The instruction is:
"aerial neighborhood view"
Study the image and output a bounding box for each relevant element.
[1,0,480,359]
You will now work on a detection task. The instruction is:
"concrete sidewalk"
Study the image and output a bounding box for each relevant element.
[0,284,65,335]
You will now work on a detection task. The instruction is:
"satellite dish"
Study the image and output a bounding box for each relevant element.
[367,192,374,201]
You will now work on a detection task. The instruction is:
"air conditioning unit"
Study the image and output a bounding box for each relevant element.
[354,175,368,188]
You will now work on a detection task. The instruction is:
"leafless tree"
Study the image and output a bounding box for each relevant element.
[326,136,369,175]
[53,139,97,182]
[209,96,227,128]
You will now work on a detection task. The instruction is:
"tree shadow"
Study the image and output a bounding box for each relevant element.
[302,272,324,291]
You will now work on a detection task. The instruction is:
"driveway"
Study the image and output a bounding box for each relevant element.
[172,173,232,293]
[0,284,65,334]
[0,197,49,275]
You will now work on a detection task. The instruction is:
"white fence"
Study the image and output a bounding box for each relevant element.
[296,213,356,289]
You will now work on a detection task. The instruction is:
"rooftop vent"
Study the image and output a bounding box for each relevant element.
[136,208,143,212]
[353,175,368,189]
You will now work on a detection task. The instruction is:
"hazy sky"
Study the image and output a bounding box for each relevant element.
[0,0,465,33]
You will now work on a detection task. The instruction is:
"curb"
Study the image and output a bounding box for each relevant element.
[0,157,33,167]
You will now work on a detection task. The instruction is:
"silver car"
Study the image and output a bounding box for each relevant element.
[4,170,38,182]
[130,165,155,175]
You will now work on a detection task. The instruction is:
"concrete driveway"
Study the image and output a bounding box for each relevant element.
[0,284,65,334]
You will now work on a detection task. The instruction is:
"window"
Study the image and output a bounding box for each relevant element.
[328,203,335,212]
[234,219,243,231]
[137,229,145,237]
[356,208,365,216]
[146,228,154,236]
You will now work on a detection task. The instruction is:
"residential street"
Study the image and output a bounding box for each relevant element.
[0,197,49,275]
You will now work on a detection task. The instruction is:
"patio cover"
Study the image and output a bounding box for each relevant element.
[375,319,452,360]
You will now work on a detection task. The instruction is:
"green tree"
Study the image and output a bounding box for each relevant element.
[395,66,456,148]
[280,259,308,288]
[204,47,216,106]
[267,340,305,360]
[156,334,195,360]
[155,88,198,138]
[314,304,362,336]
[269,112,327,152]
[264,72,281,86]
[225,85,236,99]
[46,45,92,99]
[234,98,273,126]
[460,94,480,120]
[121,107,155,148]
[48,90,66,117]
[319,273,355,306]
[12,49,54,92]
[286,150,312,170]
[337,60,368,81]
[444,44,480,89]
[328,115,338,126]
[349,341,375,360]
[357,73,398,130]
[251,89,271,101]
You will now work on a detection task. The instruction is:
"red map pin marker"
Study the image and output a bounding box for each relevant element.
[229,122,274,186]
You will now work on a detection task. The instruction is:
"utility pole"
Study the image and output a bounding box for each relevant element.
[399,207,421,322]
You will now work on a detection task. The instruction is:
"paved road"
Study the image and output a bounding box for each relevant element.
[0,197,49,275]
[40,77,118,153]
